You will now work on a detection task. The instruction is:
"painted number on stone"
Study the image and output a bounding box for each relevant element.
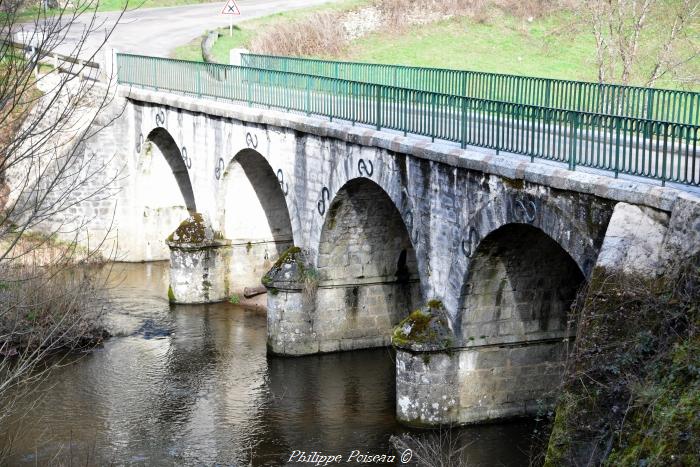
[405,210,419,244]
[514,199,537,224]
[461,227,477,257]
[358,159,374,177]
[317,187,330,216]
[136,133,144,153]
[215,157,225,180]
[181,146,192,169]
[246,132,258,149]
[155,109,166,127]
[276,169,289,196]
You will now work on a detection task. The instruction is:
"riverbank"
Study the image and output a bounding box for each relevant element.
[543,257,700,465]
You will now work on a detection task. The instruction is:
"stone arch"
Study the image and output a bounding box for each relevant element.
[220,148,294,295]
[128,127,197,261]
[452,222,585,422]
[444,189,612,319]
[313,177,423,351]
[459,223,585,344]
[145,127,196,212]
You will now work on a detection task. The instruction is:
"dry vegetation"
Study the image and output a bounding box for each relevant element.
[0,1,123,457]
[391,428,471,467]
[542,257,700,466]
[249,0,572,57]
[250,11,348,58]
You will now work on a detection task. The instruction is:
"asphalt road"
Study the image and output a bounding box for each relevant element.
[17,0,340,60]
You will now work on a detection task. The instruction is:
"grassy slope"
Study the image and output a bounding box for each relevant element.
[174,3,698,90]
[348,12,596,82]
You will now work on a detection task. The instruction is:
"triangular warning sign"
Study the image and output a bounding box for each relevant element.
[221,0,240,15]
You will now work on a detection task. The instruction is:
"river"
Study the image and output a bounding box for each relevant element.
[2,262,537,465]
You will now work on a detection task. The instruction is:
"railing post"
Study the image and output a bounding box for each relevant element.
[495,102,500,155]
[460,97,468,149]
[305,75,311,115]
[645,88,654,138]
[153,59,158,90]
[661,122,668,186]
[431,93,436,142]
[376,85,382,130]
[196,66,201,97]
[246,69,252,107]
[614,118,621,178]
[569,112,578,171]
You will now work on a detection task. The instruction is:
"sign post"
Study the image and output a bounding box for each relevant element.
[221,0,241,36]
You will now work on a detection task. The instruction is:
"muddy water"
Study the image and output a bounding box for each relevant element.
[3,263,537,466]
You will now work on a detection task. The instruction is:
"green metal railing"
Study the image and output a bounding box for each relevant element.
[117,53,700,187]
[241,54,700,126]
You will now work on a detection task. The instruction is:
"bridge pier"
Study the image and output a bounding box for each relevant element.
[395,340,568,426]
[167,213,231,304]
[395,223,584,426]
[263,247,319,355]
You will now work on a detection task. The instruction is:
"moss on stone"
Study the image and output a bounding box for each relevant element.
[261,246,304,288]
[502,176,525,190]
[167,285,176,302]
[392,300,454,351]
[272,246,302,270]
[167,213,207,244]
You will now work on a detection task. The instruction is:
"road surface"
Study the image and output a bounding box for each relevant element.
[17,0,341,60]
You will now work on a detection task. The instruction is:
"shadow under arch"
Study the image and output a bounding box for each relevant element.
[146,127,197,212]
[452,223,585,422]
[459,222,585,344]
[313,177,423,351]
[220,148,294,295]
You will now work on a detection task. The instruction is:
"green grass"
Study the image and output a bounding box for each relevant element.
[171,0,369,61]
[172,2,698,90]
[346,11,698,89]
[349,12,596,82]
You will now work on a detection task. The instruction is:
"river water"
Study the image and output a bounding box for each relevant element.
[3,262,537,466]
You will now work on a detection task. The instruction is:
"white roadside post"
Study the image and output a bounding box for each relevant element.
[229,48,249,66]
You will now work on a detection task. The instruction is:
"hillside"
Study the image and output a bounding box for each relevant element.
[173,0,700,90]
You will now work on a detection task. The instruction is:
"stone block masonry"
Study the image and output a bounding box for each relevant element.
[27,85,698,426]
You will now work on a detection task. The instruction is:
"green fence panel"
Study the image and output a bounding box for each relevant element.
[241,53,700,126]
[116,53,700,187]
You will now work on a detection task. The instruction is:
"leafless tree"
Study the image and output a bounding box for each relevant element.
[581,0,699,88]
[0,0,127,452]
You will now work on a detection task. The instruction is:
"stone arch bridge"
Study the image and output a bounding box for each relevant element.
[74,86,700,427]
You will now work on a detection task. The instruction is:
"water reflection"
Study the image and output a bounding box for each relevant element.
[2,262,535,466]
